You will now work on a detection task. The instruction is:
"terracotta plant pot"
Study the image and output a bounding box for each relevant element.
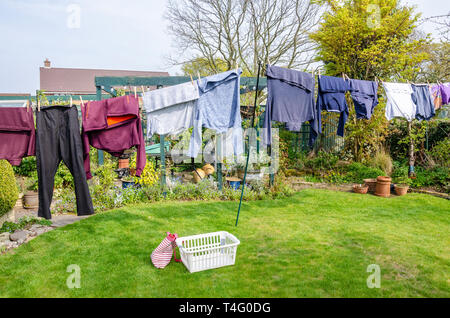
[118,159,129,169]
[23,191,39,209]
[394,184,409,196]
[364,179,377,193]
[375,176,391,198]
[353,184,369,194]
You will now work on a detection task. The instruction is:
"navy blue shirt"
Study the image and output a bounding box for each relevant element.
[316,75,352,139]
[349,79,379,120]
[263,65,317,146]
[412,84,435,121]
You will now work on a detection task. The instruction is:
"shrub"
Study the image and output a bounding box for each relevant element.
[92,161,117,189]
[391,161,409,180]
[25,171,39,192]
[54,163,74,189]
[131,156,159,187]
[411,166,450,192]
[0,160,19,217]
[304,151,339,171]
[428,138,450,168]
[12,157,36,177]
[369,149,393,176]
[345,162,385,183]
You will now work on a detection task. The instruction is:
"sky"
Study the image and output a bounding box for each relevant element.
[0,0,448,94]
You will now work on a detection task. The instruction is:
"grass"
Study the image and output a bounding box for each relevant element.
[0,189,449,298]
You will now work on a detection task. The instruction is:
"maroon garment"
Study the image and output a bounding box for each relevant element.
[0,107,36,166]
[81,95,146,179]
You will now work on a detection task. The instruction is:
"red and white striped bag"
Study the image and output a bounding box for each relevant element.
[151,232,181,269]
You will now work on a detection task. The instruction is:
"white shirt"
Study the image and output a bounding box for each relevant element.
[383,82,416,121]
[143,81,199,138]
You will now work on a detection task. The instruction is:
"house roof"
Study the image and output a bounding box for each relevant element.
[40,67,170,94]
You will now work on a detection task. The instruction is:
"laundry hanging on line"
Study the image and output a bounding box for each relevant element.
[0,106,35,166]
[81,95,146,179]
[383,82,416,122]
[143,80,199,138]
[316,75,353,139]
[349,79,379,120]
[438,82,450,105]
[411,84,435,121]
[429,84,443,110]
[263,65,317,147]
[36,105,94,220]
[188,69,244,159]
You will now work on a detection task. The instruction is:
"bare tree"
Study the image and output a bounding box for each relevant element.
[166,0,322,75]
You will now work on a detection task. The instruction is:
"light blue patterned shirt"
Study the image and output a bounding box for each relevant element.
[188,69,244,158]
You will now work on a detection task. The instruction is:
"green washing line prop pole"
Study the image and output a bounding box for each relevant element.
[236,62,262,227]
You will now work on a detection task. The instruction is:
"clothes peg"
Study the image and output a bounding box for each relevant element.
[141,86,145,95]
[26,100,29,112]
[38,98,40,112]
[70,96,73,106]
[134,86,137,98]
[197,71,201,81]
[190,74,194,85]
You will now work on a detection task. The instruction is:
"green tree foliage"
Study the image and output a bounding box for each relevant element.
[311,0,430,161]
[182,57,229,77]
[0,160,19,217]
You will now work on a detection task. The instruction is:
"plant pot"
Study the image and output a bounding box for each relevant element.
[23,191,39,209]
[375,176,391,198]
[226,177,242,190]
[394,184,409,196]
[353,184,369,194]
[118,159,130,169]
[363,179,377,193]
[122,180,135,189]
[246,170,264,181]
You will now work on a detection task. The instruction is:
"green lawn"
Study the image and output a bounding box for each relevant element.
[1,189,449,298]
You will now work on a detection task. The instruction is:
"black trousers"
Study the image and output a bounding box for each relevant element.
[36,106,94,219]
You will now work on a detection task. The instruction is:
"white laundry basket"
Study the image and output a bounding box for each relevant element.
[176,231,240,273]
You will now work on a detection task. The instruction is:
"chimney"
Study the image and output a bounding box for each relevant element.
[44,58,51,68]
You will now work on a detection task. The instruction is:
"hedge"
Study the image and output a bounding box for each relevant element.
[0,160,19,217]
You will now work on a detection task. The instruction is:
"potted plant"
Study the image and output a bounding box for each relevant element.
[23,176,39,209]
[121,176,135,189]
[353,184,369,194]
[393,176,412,196]
[246,163,265,181]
